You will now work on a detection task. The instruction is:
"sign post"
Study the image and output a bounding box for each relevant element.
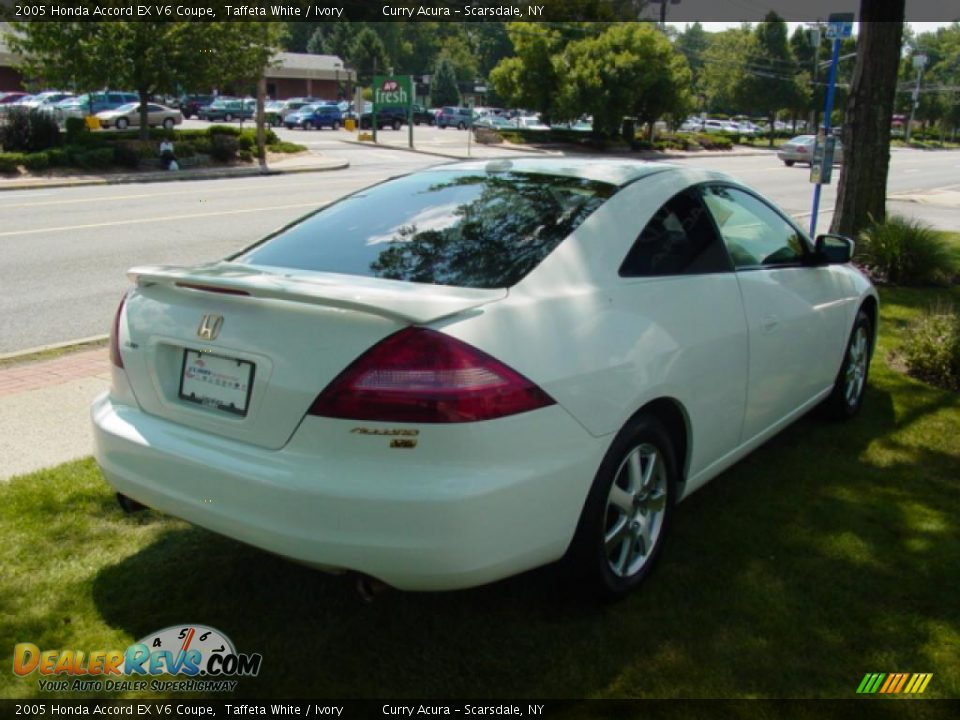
[809,12,853,238]
[372,74,413,147]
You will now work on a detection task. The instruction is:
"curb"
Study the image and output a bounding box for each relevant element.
[0,335,109,363]
[0,158,350,193]
[337,137,551,159]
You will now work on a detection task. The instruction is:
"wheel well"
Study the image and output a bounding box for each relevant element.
[632,398,690,494]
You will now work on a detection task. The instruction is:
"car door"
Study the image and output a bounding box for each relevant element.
[700,184,852,442]
[615,187,748,485]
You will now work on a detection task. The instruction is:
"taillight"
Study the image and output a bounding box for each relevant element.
[109,294,127,369]
[309,327,555,423]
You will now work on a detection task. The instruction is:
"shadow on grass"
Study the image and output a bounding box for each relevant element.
[86,375,959,699]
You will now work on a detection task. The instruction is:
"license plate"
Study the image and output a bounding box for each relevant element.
[179,349,255,416]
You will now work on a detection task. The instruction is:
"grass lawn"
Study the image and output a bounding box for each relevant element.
[1,288,958,702]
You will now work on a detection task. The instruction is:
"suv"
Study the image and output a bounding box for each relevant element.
[359,105,406,131]
[199,98,255,122]
[436,106,473,130]
[284,103,343,130]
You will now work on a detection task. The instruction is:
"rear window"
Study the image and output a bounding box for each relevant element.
[235,170,617,289]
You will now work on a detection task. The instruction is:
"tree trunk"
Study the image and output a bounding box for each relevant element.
[256,76,267,172]
[768,112,775,148]
[829,5,904,238]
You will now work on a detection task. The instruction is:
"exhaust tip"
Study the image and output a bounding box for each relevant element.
[116,493,147,514]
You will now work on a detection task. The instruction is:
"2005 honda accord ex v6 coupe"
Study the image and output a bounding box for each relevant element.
[92,158,876,597]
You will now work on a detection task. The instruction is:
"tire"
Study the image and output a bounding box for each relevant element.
[162,118,174,130]
[332,120,340,130]
[457,121,466,130]
[115,118,129,130]
[784,160,795,167]
[303,121,313,131]
[223,113,233,122]
[823,309,873,420]
[566,414,677,599]
[392,119,402,131]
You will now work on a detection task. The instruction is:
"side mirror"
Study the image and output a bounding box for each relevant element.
[815,233,854,264]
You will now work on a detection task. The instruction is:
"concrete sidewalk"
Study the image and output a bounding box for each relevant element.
[0,151,349,192]
[0,347,110,481]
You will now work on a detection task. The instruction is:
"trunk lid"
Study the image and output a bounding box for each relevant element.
[120,262,506,449]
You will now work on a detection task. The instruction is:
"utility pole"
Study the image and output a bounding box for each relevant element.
[806,22,822,130]
[905,54,927,143]
[650,0,680,31]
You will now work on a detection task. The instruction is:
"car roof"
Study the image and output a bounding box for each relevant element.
[436,157,684,187]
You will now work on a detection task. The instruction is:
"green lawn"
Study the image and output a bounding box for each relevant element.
[2,287,958,701]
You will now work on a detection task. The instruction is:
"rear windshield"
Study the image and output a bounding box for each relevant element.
[235,170,617,289]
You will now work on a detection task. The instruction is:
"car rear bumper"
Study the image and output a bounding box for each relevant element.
[92,392,604,590]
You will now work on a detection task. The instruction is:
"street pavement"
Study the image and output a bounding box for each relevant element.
[1,131,958,480]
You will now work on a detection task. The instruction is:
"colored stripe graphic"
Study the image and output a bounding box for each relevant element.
[856,672,932,694]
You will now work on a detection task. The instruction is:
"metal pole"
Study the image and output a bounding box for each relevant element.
[809,36,841,238]
[408,75,413,149]
[905,58,926,143]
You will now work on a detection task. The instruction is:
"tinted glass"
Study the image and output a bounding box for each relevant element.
[620,190,730,276]
[236,170,617,289]
[701,186,807,269]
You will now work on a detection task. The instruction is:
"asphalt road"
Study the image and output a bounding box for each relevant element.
[1,131,957,354]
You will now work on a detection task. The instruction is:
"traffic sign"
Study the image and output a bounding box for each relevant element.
[826,12,854,39]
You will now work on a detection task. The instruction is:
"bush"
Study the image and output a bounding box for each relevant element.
[0,152,24,174]
[46,147,70,167]
[207,124,241,137]
[237,134,254,151]
[900,304,960,391]
[112,142,141,169]
[22,152,50,172]
[209,134,239,162]
[75,147,115,170]
[65,117,88,144]
[856,215,954,286]
[267,141,306,154]
[1,108,63,152]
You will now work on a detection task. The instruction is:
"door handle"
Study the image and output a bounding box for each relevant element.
[760,315,780,334]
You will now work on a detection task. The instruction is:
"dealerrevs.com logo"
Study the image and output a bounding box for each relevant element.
[13,624,262,693]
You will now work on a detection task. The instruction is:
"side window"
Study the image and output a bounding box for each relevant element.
[619,189,731,277]
[701,185,807,269]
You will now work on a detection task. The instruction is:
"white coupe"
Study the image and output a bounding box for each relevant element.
[92,158,877,597]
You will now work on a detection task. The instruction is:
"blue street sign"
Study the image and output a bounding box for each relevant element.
[826,12,854,39]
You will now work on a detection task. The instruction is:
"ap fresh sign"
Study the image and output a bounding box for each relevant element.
[373,75,412,109]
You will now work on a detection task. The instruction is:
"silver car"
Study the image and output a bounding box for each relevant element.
[778,135,845,167]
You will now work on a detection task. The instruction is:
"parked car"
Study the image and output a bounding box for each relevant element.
[18,91,74,111]
[409,104,435,126]
[0,91,28,105]
[473,115,516,131]
[777,135,845,167]
[436,106,474,129]
[358,105,406,130]
[701,119,740,134]
[515,115,550,131]
[178,95,215,119]
[54,92,139,125]
[283,103,343,130]
[97,102,183,130]
[264,98,322,127]
[199,98,255,122]
[94,157,876,598]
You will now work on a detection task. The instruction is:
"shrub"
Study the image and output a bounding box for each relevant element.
[237,134,254,151]
[46,147,69,167]
[75,147,115,170]
[900,304,960,391]
[112,142,141,169]
[856,215,954,286]
[22,152,50,172]
[191,137,212,155]
[209,134,239,162]
[65,117,88,144]
[3,108,63,152]
[238,148,254,162]
[0,152,24,173]
[267,141,306,154]
[208,124,241,137]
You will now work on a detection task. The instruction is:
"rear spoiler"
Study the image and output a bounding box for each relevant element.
[127,263,507,325]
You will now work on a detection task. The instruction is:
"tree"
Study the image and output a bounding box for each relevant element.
[675,22,710,88]
[733,13,805,146]
[830,4,905,238]
[8,19,284,140]
[431,58,460,107]
[349,27,389,86]
[490,23,568,123]
[556,23,691,137]
[698,26,753,115]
